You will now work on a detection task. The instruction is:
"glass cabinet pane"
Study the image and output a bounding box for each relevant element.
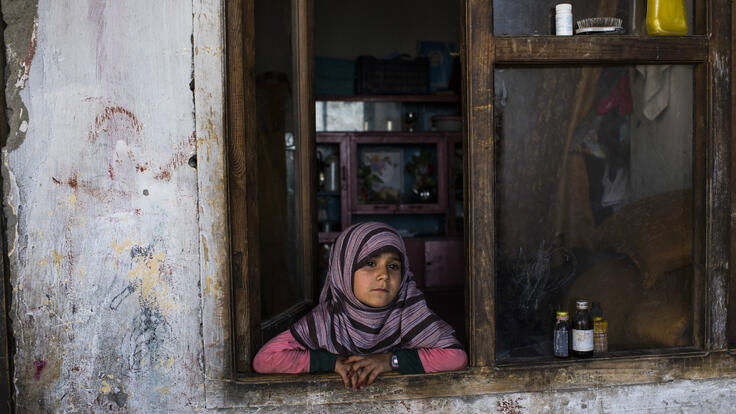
[494,65,696,359]
[493,0,694,36]
[356,143,439,205]
[316,144,343,233]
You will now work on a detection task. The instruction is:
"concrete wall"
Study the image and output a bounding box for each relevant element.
[0,1,734,412]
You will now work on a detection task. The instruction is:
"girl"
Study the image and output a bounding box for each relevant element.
[253,222,467,390]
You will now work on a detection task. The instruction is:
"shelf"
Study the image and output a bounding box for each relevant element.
[317,131,460,139]
[316,94,460,103]
[494,35,708,64]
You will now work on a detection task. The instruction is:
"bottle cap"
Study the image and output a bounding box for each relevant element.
[575,299,590,309]
[594,316,602,321]
[556,311,569,320]
[556,3,572,13]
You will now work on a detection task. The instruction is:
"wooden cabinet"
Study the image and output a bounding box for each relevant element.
[315,94,463,292]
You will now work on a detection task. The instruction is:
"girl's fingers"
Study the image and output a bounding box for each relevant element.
[350,368,359,391]
[358,366,371,388]
[344,355,364,364]
[339,370,350,389]
[366,369,380,387]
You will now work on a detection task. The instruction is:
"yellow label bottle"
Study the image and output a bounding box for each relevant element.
[646,0,689,35]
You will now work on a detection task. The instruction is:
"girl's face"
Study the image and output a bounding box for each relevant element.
[353,251,402,307]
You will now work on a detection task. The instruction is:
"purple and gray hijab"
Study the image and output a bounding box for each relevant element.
[290,221,461,356]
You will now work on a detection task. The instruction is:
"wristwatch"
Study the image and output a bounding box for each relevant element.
[390,353,399,370]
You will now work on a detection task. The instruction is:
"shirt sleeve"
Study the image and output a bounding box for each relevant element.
[417,348,468,373]
[252,330,310,374]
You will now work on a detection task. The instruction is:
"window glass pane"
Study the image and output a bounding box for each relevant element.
[493,0,694,36]
[255,0,302,322]
[495,65,694,359]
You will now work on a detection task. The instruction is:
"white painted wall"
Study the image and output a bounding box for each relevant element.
[3,0,203,411]
[1,1,734,412]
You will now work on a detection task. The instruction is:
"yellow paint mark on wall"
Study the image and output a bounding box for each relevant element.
[51,250,64,267]
[201,235,209,263]
[100,380,112,393]
[128,250,178,315]
[154,385,170,395]
[112,238,134,257]
[38,258,48,266]
[167,357,174,370]
[204,275,222,300]
[48,209,53,216]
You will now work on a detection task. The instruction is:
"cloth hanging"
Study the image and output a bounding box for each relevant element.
[635,65,672,120]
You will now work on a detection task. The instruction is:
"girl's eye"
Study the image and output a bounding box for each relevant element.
[388,263,400,271]
[364,260,375,268]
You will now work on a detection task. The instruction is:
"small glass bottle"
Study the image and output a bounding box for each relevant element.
[594,316,608,353]
[553,311,570,358]
[572,300,594,358]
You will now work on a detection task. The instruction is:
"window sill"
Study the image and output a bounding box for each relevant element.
[204,351,736,409]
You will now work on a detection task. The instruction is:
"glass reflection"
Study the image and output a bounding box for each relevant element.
[495,65,694,359]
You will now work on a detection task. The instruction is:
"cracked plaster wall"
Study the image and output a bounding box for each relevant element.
[1,0,735,412]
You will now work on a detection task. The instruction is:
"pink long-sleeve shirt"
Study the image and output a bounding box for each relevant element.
[253,330,467,374]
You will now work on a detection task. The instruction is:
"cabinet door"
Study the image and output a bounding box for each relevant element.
[351,134,447,214]
[425,239,464,288]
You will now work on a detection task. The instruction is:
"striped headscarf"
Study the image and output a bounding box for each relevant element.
[290,222,461,356]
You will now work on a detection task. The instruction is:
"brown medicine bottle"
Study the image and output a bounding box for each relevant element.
[572,300,594,358]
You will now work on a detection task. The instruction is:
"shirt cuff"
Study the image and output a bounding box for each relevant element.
[395,349,425,374]
[309,350,337,373]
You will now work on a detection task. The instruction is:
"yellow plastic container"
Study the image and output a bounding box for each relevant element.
[646,0,689,35]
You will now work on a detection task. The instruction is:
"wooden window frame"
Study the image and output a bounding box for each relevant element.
[204,0,736,408]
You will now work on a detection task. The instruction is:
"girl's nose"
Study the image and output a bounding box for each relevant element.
[376,267,388,280]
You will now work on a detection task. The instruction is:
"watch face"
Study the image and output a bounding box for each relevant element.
[391,354,399,369]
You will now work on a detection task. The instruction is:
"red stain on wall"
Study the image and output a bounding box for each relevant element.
[154,169,171,181]
[67,174,78,190]
[497,399,524,414]
[89,106,142,143]
[33,360,46,381]
[108,163,115,180]
[154,133,196,181]
[22,25,37,79]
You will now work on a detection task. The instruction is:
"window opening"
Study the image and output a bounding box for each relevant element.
[313,0,465,344]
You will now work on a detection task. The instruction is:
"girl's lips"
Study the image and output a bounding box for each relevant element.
[372,288,388,292]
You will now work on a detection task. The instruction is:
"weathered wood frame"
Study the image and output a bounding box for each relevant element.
[197,0,736,408]
[223,0,316,375]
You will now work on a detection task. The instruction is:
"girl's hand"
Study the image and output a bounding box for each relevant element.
[344,353,392,391]
[334,357,352,389]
